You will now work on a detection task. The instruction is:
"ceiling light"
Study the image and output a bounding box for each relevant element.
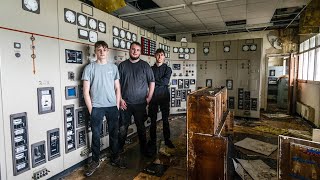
[191,0,233,6]
[119,4,186,18]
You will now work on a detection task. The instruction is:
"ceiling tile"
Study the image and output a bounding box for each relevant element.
[247,2,277,13]
[220,5,246,16]
[218,0,247,8]
[247,0,269,3]
[152,16,177,23]
[181,19,203,26]
[247,11,274,19]
[190,4,218,12]
[168,7,193,15]
[278,0,307,8]
[152,0,185,7]
[173,13,199,21]
[200,16,224,23]
[124,16,150,21]
[247,17,271,24]
[135,19,159,26]
[195,9,221,18]
[162,22,183,28]
[222,14,246,21]
[146,12,170,18]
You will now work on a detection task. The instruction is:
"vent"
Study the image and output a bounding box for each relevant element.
[225,20,246,26]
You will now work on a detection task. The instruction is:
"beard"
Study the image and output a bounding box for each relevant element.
[130,55,139,60]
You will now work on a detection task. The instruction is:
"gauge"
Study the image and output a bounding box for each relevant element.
[23,0,39,13]
[190,48,195,54]
[184,48,189,53]
[126,41,131,50]
[89,31,98,43]
[179,47,184,53]
[120,40,126,49]
[120,29,125,39]
[250,44,257,51]
[64,9,76,24]
[78,29,88,40]
[173,47,178,53]
[113,38,119,47]
[98,21,106,33]
[113,27,119,37]
[132,33,137,41]
[242,45,249,51]
[203,47,209,54]
[185,54,190,60]
[88,18,97,30]
[224,46,230,52]
[77,13,87,27]
[126,31,131,40]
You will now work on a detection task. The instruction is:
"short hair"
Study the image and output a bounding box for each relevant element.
[130,41,141,49]
[94,41,108,49]
[155,48,165,55]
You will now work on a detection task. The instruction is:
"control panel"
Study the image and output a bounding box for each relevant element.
[64,105,76,153]
[47,128,60,161]
[31,141,46,168]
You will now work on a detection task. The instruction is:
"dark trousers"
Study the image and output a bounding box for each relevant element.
[148,99,170,144]
[119,103,147,153]
[91,106,119,162]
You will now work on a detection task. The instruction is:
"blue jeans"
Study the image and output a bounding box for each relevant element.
[91,106,119,162]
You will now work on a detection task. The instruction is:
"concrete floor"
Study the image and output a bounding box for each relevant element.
[63,106,313,180]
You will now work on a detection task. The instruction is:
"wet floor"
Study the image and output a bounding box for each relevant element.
[63,107,313,180]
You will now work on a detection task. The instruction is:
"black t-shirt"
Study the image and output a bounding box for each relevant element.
[118,59,155,104]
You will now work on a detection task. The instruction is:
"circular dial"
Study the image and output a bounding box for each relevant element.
[113,27,119,36]
[89,31,98,43]
[126,41,131,50]
[203,47,209,54]
[184,48,189,53]
[126,31,131,40]
[120,29,125,39]
[89,19,97,30]
[132,34,137,41]
[224,46,230,52]
[78,14,87,27]
[113,38,119,47]
[173,47,178,53]
[250,44,257,51]
[242,45,249,51]
[120,40,126,49]
[179,47,184,53]
[185,54,190,60]
[65,10,75,23]
[190,48,195,54]
[24,0,39,12]
[98,22,106,33]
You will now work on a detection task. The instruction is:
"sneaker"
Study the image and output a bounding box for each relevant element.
[85,161,100,177]
[165,140,175,148]
[111,157,127,169]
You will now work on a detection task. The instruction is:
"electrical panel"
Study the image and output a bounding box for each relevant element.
[65,86,78,100]
[65,49,82,64]
[31,141,46,168]
[64,105,76,153]
[75,107,88,128]
[37,87,55,114]
[10,112,30,176]
[76,128,87,148]
[47,128,60,161]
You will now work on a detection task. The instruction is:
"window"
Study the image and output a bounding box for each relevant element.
[300,43,304,53]
[308,50,315,81]
[298,54,303,80]
[303,52,308,80]
[310,36,316,48]
[304,39,310,51]
[316,48,320,81]
[317,34,320,46]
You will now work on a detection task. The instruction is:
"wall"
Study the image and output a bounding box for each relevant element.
[193,31,281,110]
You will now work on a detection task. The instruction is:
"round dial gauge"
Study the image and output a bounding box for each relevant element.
[203,47,209,54]
[126,42,131,50]
[89,18,97,30]
[184,48,189,53]
[126,31,131,40]
[24,0,39,12]
[78,14,87,27]
[179,47,184,53]
[120,40,126,49]
[242,45,249,51]
[113,27,119,36]
[98,21,106,33]
[65,10,75,23]
[132,34,137,41]
[89,31,98,43]
[173,47,178,53]
[250,44,257,51]
[185,54,190,60]
[113,38,119,47]
[190,48,195,54]
[120,29,125,39]
[224,46,230,52]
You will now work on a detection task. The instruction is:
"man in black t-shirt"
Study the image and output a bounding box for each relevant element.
[118,42,155,156]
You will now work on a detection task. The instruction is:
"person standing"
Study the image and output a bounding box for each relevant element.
[118,42,155,156]
[82,41,125,177]
[147,49,174,156]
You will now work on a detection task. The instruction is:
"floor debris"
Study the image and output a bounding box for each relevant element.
[237,159,277,180]
[234,138,277,156]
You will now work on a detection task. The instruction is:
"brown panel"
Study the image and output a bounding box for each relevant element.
[278,135,320,180]
[188,134,227,180]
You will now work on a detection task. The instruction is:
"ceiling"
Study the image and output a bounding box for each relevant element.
[112,0,308,39]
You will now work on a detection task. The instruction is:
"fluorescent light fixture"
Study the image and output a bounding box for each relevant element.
[119,4,186,18]
[191,0,233,6]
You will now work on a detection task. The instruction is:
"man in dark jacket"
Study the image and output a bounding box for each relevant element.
[147,48,174,155]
